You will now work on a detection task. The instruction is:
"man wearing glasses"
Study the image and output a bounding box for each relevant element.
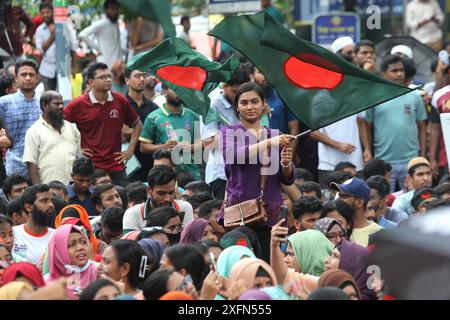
[123,68,158,182]
[330,177,382,247]
[64,62,142,187]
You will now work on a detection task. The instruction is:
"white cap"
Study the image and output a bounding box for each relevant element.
[391,45,413,59]
[331,36,354,54]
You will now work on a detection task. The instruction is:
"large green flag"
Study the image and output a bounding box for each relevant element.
[208,11,413,130]
[118,0,176,39]
[127,38,239,120]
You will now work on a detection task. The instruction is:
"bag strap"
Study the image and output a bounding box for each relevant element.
[259,129,270,198]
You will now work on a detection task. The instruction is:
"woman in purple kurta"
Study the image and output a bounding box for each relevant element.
[218,82,296,262]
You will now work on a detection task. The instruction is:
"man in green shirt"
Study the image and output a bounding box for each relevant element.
[139,84,201,179]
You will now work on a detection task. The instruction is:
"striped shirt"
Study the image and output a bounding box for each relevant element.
[0,90,41,176]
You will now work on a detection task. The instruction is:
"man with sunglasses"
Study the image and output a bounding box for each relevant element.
[64,62,142,187]
[123,68,158,182]
[330,177,382,247]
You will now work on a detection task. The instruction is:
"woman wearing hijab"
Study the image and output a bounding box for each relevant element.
[180,218,217,244]
[314,217,347,245]
[137,238,165,274]
[219,230,252,251]
[239,289,272,300]
[45,224,98,299]
[318,269,361,300]
[324,239,377,300]
[228,258,277,290]
[0,281,33,300]
[217,245,256,278]
[1,262,46,289]
[271,222,333,299]
[55,205,107,261]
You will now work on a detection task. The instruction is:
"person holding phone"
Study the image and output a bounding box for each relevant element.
[219,82,296,263]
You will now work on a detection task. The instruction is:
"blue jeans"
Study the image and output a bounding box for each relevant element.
[390,162,408,193]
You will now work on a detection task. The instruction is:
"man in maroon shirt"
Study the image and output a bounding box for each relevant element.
[64,62,142,187]
[0,0,34,66]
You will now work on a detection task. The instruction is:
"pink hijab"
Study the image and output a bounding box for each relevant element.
[47,224,98,299]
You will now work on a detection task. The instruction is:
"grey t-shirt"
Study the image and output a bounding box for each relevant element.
[127,19,161,54]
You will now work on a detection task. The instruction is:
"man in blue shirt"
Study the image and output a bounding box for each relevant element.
[67,157,96,216]
[0,60,41,177]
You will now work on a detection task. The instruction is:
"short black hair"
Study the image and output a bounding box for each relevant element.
[334,161,356,171]
[143,269,174,300]
[402,58,416,80]
[123,68,133,79]
[363,159,392,180]
[147,165,177,187]
[186,192,214,211]
[226,63,250,86]
[354,39,375,54]
[48,180,67,196]
[184,181,209,194]
[198,199,223,218]
[15,59,38,76]
[20,184,50,208]
[0,199,7,216]
[367,175,390,198]
[299,181,322,199]
[79,279,120,300]
[101,206,124,232]
[0,214,13,227]
[177,171,196,189]
[92,184,116,207]
[408,163,430,177]
[152,149,172,161]
[146,207,179,228]
[321,199,354,226]
[93,169,110,183]
[439,174,450,186]
[115,185,127,209]
[104,0,119,10]
[180,15,190,24]
[295,168,314,182]
[110,240,150,289]
[0,69,14,97]
[6,198,23,219]
[381,54,403,72]
[52,193,67,222]
[39,91,62,111]
[126,184,148,206]
[293,196,323,220]
[87,62,109,80]
[72,157,95,176]
[3,175,31,198]
[435,183,450,198]
[81,68,89,92]
[39,2,53,11]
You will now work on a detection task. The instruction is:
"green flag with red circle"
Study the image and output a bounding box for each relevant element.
[208,11,413,130]
[127,38,239,123]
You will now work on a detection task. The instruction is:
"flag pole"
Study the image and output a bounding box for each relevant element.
[295,130,311,139]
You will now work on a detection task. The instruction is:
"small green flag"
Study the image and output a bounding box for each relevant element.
[208,11,413,130]
[118,0,176,39]
[127,38,239,121]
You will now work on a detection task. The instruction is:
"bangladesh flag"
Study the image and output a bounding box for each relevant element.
[208,11,413,130]
[118,0,176,39]
[127,38,239,121]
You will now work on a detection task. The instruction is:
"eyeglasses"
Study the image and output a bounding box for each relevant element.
[326,231,346,241]
[164,224,183,234]
[132,72,146,79]
[95,74,115,81]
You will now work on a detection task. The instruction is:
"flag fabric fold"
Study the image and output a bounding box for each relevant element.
[208,11,413,130]
[127,37,239,121]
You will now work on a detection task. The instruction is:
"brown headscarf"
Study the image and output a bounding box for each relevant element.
[318,269,361,300]
[228,258,277,289]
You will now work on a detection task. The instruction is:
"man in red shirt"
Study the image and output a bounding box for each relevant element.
[64,62,142,187]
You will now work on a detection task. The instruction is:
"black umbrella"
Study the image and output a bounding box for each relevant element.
[374,35,437,84]
[369,208,450,300]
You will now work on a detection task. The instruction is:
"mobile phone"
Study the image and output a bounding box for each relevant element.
[209,252,217,272]
[279,206,288,228]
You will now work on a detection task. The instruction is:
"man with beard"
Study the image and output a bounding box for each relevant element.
[35,2,77,91]
[64,62,142,187]
[331,36,355,63]
[331,178,382,247]
[353,39,376,73]
[140,84,201,179]
[23,91,82,185]
[0,60,41,177]
[78,0,122,68]
[122,165,193,234]
[123,68,158,182]
[12,184,55,265]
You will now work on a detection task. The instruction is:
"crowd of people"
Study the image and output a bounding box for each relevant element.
[0,0,449,301]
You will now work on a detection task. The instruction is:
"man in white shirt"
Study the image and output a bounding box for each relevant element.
[12,184,55,265]
[122,165,193,234]
[35,3,77,91]
[23,91,82,185]
[310,113,372,189]
[406,0,444,51]
[177,16,194,49]
[78,0,122,68]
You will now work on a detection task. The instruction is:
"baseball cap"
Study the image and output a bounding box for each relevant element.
[390,45,413,59]
[331,36,354,54]
[330,178,370,203]
[407,157,430,172]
